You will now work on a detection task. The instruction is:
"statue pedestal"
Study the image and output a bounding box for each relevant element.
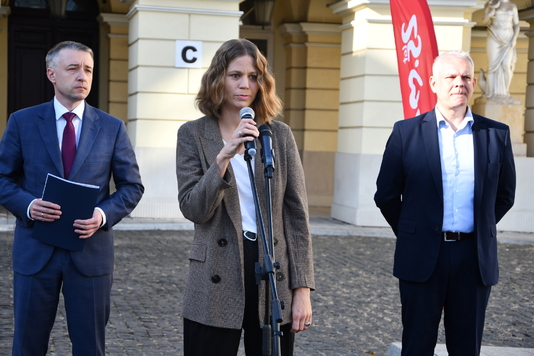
[472,96,527,156]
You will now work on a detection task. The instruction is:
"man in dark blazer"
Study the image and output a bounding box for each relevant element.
[375,50,516,355]
[0,41,144,355]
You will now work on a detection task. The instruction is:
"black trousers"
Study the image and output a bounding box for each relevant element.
[184,238,294,356]
[399,238,491,356]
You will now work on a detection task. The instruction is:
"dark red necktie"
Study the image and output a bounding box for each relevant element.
[61,112,76,178]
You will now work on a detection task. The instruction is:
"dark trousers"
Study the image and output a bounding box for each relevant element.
[12,247,112,356]
[399,238,491,356]
[184,238,295,356]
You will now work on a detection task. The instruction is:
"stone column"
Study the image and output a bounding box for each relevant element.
[279,23,341,207]
[519,7,534,157]
[328,0,483,227]
[125,0,242,218]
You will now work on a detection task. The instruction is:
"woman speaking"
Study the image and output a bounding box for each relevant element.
[176,38,315,356]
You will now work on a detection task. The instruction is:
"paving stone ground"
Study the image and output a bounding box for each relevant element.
[0,229,532,355]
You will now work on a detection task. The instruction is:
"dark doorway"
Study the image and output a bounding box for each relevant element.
[8,7,100,115]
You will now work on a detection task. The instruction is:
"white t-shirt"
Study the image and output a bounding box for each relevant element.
[229,153,257,233]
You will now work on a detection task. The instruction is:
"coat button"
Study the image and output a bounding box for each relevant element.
[276,272,284,281]
[274,238,278,246]
[218,238,228,247]
[211,275,221,283]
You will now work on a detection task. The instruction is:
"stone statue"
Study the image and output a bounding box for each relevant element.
[479,0,519,98]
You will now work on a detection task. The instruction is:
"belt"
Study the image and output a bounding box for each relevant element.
[443,231,474,242]
[243,231,257,242]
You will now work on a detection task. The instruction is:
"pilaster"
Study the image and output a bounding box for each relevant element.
[97,13,129,119]
[279,22,341,207]
[126,0,241,218]
[520,7,534,157]
[0,6,10,134]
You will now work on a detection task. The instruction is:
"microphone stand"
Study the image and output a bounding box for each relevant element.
[243,144,282,356]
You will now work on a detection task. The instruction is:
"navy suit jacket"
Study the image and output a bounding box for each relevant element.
[0,100,144,277]
[374,110,516,286]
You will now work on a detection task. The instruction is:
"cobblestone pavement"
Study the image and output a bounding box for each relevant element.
[0,229,532,355]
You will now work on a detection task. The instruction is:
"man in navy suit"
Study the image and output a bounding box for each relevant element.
[375,50,516,355]
[0,41,144,355]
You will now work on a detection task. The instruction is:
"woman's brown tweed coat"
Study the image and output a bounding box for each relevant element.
[176,116,315,329]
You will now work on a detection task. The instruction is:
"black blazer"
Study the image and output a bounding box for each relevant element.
[374,110,516,286]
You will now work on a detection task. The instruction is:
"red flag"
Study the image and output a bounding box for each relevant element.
[390,0,438,119]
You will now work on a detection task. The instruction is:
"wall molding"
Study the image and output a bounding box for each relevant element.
[126,5,242,20]
[98,13,128,27]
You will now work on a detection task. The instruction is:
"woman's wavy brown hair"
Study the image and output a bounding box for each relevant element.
[196,38,282,124]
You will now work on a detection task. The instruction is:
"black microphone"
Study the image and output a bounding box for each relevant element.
[259,124,275,177]
[239,107,256,157]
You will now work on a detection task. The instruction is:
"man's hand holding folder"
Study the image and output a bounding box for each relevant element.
[30,198,62,223]
[31,174,100,251]
[73,208,103,239]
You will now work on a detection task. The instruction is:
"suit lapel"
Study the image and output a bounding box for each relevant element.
[69,104,101,179]
[472,114,487,212]
[199,118,243,235]
[199,117,224,168]
[37,101,64,176]
[422,111,444,202]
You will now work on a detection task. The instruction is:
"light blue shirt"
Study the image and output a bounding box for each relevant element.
[436,107,475,233]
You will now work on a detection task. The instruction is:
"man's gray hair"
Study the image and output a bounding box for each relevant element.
[432,50,474,76]
[45,41,94,70]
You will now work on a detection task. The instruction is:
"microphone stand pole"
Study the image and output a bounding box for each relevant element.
[243,148,282,356]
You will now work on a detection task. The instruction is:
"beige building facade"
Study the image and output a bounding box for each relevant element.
[1,0,533,232]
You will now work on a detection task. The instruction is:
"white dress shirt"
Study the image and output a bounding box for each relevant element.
[54,97,84,148]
